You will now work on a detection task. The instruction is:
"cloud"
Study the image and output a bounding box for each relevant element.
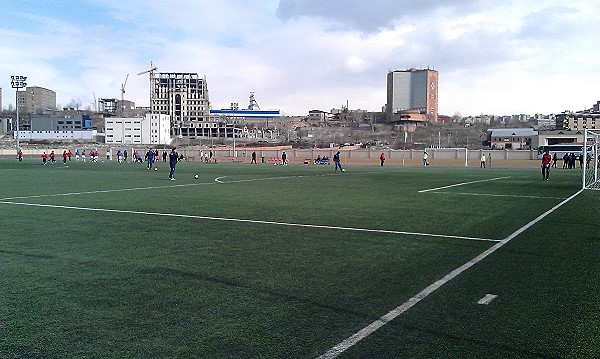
[276,0,491,32]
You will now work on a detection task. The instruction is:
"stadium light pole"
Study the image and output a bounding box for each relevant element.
[11,75,27,156]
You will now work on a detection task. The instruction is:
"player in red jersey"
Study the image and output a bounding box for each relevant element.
[541,150,552,181]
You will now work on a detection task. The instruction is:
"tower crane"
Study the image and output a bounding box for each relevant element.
[138,61,158,112]
[120,74,129,116]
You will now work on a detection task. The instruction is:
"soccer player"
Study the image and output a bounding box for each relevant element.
[333,151,344,172]
[168,147,178,180]
[480,153,486,168]
[541,150,552,181]
[380,152,385,166]
[145,148,155,170]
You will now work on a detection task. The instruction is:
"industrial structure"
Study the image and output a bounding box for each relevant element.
[211,94,280,121]
[386,68,438,123]
[98,98,136,116]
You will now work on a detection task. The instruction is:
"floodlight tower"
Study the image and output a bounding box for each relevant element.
[10,75,27,156]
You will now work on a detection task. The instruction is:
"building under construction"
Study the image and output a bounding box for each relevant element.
[150,72,237,138]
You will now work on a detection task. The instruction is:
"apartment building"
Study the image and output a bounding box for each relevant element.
[556,112,600,131]
[17,86,56,114]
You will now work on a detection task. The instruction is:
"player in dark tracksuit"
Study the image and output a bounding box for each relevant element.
[145,149,155,170]
[169,148,178,180]
[334,151,344,172]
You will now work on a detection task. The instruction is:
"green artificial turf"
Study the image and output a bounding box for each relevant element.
[1,160,597,358]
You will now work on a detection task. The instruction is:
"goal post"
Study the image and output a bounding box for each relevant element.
[582,129,599,190]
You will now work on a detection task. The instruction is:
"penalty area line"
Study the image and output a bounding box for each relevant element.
[428,191,565,200]
[419,176,511,193]
[214,172,347,184]
[0,201,499,243]
[317,189,583,359]
[0,181,216,201]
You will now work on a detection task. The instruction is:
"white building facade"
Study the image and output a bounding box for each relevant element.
[105,114,171,145]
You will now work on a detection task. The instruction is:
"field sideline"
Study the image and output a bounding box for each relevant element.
[1,159,598,358]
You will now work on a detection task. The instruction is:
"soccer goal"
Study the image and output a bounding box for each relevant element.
[583,129,599,190]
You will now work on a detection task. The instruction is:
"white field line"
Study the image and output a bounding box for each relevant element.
[428,191,565,200]
[418,176,511,193]
[317,189,583,359]
[214,174,319,184]
[0,201,499,243]
[0,182,216,201]
[0,173,337,201]
[214,171,368,184]
[477,294,498,305]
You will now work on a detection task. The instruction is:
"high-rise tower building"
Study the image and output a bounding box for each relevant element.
[386,68,438,122]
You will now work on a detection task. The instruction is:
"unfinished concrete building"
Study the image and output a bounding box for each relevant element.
[151,72,230,137]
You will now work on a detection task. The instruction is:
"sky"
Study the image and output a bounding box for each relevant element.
[1,0,598,117]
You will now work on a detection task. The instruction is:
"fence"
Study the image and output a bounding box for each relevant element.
[0,146,539,165]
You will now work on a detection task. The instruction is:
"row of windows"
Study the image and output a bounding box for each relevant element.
[106,121,142,124]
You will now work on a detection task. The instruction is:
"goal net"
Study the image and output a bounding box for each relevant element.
[583,129,599,190]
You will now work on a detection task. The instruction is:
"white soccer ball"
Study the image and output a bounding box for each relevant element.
[194,174,199,179]
[154,167,157,171]
[342,169,345,172]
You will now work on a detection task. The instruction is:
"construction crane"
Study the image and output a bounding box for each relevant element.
[138,61,158,112]
[120,74,129,116]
